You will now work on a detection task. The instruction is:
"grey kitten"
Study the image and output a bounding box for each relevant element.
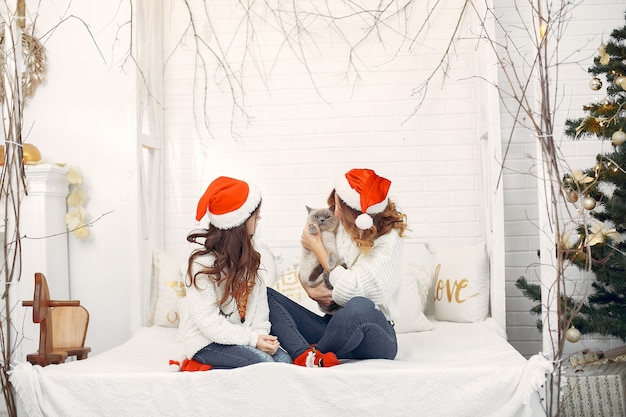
[299,206,341,314]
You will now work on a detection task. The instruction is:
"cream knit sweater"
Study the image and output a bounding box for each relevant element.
[328,226,403,322]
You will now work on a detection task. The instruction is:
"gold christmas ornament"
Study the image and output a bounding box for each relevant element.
[566,189,579,203]
[589,77,602,91]
[566,326,581,343]
[615,75,626,89]
[612,129,626,146]
[23,143,41,163]
[582,196,597,210]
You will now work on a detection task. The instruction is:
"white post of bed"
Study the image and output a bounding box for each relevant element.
[478,0,506,332]
[537,140,558,415]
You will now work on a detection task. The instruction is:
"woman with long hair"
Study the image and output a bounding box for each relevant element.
[180,176,291,369]
[268,168,408,367]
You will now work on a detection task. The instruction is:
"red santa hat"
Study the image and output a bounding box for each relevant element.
[195,176,261,229]
[335,168,391,230]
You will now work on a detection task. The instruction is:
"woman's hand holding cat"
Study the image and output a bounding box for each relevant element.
[256,334,280,355]
[301,224,332,271]
[302,281,335,308]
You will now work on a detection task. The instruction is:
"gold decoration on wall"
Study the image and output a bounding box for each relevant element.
[0,24,47,103]
[21,31,46,99]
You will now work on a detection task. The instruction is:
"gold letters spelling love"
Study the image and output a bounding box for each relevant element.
[433,265,479,304]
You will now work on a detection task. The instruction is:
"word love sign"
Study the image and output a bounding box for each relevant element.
[433,265,478,304]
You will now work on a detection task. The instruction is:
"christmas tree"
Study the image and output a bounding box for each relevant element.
[516,11,626,342]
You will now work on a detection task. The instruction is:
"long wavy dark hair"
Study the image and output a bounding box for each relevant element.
[328,190,407,253]
[186,203,261,308]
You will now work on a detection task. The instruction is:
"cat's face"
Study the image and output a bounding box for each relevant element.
[306,206,339,231]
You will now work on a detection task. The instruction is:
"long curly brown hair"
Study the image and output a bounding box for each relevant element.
[328,189,407,253]
[186,204,261,308]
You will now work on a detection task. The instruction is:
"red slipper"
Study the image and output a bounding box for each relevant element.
[294,347,340,367]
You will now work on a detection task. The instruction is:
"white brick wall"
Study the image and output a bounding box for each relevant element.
[162,0,626,358]
[162,0,489,251]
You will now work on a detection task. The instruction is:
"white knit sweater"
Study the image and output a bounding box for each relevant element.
[328,226,403,322]
[179,254,271,359]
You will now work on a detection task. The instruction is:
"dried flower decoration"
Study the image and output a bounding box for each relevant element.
[21,30,46,99]
[558,229,576,250]
[598,42,610,66]
[65,167,90,239]
[570,170,594,186]
[585,219,622,247]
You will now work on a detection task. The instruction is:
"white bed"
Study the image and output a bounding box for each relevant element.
[10,241,550,417]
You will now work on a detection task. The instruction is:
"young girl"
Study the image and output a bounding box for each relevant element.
[268,168,408,367]
[180,176,292,369]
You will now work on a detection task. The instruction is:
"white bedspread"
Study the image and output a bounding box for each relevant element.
[10,318,549,417]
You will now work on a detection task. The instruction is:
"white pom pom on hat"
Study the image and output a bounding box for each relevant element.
[355,213,374,230]
[195,176,262,230]
[335,168,391,230]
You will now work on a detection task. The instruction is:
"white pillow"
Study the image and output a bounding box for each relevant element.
[152,250,187,327]
[395,263,435,333]
[256,241,278,287]
[272,266,324,316]
[433,242,490,323]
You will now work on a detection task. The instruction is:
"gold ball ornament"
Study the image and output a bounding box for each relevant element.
[582,196,596,210]
[566,326,581,343]
[589,77,602,91]
[23,143,42,164]
[566,190,579,203]
[616,75,626,89]
[612,129,626,146]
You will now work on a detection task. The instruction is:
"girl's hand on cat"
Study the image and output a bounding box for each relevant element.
[302,282,334,307]
[257,334,280,355]
[301,223,322,251]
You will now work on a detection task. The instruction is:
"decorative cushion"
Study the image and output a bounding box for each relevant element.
[152,250,187,327]
[395,263,435,333]
[273,262,436,329]
[256,241,278,287]
[433,242,490,323]
[273,267,324,315]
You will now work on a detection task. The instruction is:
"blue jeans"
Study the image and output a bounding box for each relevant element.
[267,288,397,360]
[192,342,292,369]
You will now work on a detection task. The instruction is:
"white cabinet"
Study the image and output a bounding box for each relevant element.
[21,163,70,298]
